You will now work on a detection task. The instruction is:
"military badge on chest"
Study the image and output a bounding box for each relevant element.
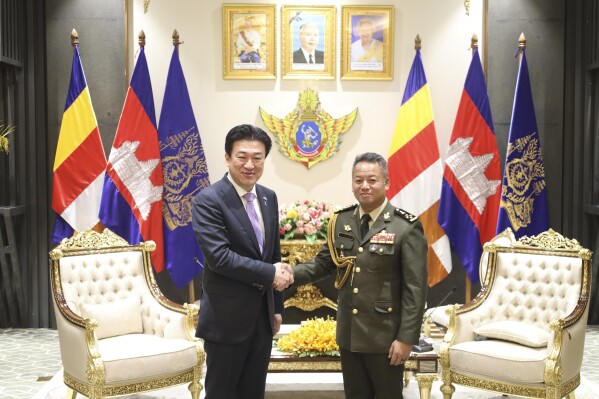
[259,88,358,168]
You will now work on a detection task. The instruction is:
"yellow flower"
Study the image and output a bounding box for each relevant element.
[277,317,339,357]
[286,209,298,219]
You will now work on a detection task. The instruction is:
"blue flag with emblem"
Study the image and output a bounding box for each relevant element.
[158,45,210,288]
[497,49,549,238]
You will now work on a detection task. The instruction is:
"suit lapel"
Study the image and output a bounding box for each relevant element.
[348,206,362,243]
[219,177,261,255]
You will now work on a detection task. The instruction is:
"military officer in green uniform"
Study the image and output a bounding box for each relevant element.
[290,152,428,399]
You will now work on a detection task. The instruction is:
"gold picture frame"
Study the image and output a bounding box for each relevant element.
[223,4,276,79]
[341,5,394,80]
[281,5,336,80]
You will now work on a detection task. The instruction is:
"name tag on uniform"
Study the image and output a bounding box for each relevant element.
[370,230,395,244]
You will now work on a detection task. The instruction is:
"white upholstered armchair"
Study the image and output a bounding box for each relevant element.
[49,229,205,399]
[440,229,592,399]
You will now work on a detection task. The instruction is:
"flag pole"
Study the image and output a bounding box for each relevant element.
[71,29,79,47]
[517,32,526,60]
[139,29,146,48]
[171,28,195,305]
[461,33,481,303]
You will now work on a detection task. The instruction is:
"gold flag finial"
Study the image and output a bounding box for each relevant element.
[518,32,526,50]
[71,29,79,47]
[138,30,146,48]
[471,33,478,49]
[415,34,421,50]
[172,29,180,48]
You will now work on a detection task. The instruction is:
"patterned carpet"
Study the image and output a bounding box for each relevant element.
[1,326,599,399]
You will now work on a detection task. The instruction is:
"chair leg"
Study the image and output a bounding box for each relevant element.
[66,387,77,399]
[565,392,575,399]
[440,381,455,399]
[189,365,203,399]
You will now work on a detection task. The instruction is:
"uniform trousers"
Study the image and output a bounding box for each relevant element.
[340,347,405,399]
[203,295,272,399]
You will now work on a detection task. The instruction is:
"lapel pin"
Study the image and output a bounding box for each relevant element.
[344,225,352,231]
[384,212,390,220]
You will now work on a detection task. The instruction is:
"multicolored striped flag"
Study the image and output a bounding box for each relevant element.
[497,47,549,238]
[387,46,452,287]
[99,37,165,271]
[438,46,501,284]
[158,43,210,288]
[52,34,106,243]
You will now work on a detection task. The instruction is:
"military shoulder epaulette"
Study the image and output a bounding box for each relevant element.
[335,204,358,214]
[395,208,418,223]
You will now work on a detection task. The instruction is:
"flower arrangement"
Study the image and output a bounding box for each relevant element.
[279,200,337,243]
[276,317,339,358]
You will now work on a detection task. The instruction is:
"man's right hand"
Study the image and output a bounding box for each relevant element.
[273,263,293,291]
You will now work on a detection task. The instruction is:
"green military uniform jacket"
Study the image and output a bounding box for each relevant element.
[292,201,428,353]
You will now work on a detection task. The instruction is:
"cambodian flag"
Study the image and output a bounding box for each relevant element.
[497,49,549,238]
[438,47,502,284]
[158,45,210,288]
[99,43,165,271]
[52,39,106,243]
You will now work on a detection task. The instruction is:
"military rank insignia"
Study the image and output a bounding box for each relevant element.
[370,230,395,244]
[259,88,358,169]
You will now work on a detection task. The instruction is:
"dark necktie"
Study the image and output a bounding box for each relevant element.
[360,214,371,239]
[309,54,313,64]
[243,192,263,253]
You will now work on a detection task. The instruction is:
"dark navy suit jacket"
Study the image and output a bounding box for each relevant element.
[192,174,284,344]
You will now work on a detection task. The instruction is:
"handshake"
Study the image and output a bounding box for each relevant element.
[273,262,294,291]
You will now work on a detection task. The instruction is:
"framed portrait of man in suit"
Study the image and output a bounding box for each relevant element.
[341,6,394,80]
[282,5,336,79]
[223,4,276,79]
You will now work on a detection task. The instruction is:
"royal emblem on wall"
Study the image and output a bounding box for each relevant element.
[260,89,358,168]
[500,132,546,231]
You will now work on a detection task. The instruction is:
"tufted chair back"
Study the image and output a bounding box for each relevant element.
[50,229,205,399]
[439,229,592,399]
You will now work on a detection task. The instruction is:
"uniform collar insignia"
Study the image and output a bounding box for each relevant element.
[344,225,352,231]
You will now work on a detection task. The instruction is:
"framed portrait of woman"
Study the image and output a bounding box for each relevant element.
[223,4,276,79]
[341,5,394,80]
[281,5,336,80]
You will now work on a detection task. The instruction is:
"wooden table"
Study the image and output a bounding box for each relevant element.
[269,349,439,399]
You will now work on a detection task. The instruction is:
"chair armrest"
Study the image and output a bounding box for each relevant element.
[52,299,102,384]
[546,304,589,384]
[141,294,198,341]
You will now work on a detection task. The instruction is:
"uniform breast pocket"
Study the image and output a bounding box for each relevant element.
[335,235,355,252]
[368,244,395,256]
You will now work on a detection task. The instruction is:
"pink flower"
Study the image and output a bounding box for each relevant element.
[304,223,316,235]
[284,223,292,231]
[296,220,304,228]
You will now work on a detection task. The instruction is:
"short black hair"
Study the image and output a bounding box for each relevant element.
[353,152,388,179]
[224,124,272,157]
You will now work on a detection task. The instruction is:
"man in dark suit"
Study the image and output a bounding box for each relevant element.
[290,152,428,399]
[292,22,324,64]
[192,124,293,399]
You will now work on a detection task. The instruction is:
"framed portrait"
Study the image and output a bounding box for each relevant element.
[281,5,336,80]
[341,6,394,80]
[223,4,276,79]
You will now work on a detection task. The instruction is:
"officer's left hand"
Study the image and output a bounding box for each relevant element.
[388,340,411,366]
